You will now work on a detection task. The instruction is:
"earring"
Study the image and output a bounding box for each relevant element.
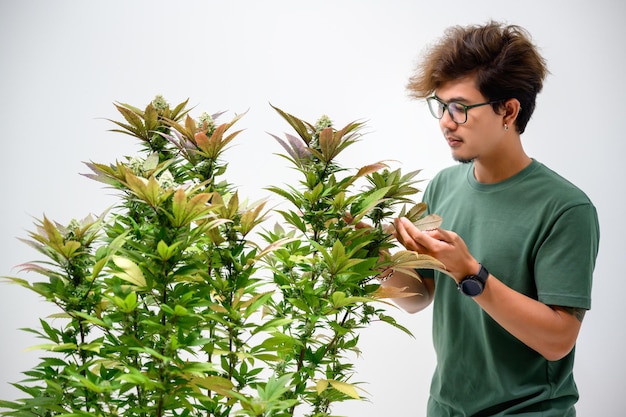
[504,124,509,131]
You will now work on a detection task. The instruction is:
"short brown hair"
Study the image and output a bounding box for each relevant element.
[407,21,548,133]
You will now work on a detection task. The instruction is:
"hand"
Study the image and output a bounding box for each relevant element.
[393,217,479,282]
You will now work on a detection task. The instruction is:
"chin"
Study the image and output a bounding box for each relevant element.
[453,155,475,164]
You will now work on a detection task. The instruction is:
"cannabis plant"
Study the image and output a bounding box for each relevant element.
[1,96,443,417]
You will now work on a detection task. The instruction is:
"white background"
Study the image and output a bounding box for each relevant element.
[1,1,624,415]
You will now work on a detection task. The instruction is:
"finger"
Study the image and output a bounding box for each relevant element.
[407,219,451,254]
[426,227,454,243]
[393,218,415,248]
[395,218,432,252]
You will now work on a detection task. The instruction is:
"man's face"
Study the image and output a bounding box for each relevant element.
[433,76,505,164]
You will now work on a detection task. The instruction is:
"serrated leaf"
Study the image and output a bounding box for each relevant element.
[72,375,104,393]
[414,213,442,231]
[156,240,180,261]
[399,202,428,221]
[25,343,78,352]
[191,375,235,397]
[328,379,361,399]
[181,362,217,375]
[143,152,159,171]
[378,314,415,337]
[355,161,388,179]
[73,311,110,328]
[372,284,420,300]
[350,186,391,224]
[254,236,300,261]
[270,104,314,144]
[239,200,269,236]
[111,256,146,287]
[316,379,329,394]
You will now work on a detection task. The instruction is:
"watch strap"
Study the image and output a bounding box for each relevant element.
[458,264,489,296]
[474,264,489,285]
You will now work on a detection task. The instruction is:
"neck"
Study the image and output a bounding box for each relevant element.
[473,141,531,184]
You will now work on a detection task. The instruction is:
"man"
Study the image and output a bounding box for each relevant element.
[385,21,600,416]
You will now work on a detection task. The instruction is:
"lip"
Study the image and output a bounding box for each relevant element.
[446,136,463,147]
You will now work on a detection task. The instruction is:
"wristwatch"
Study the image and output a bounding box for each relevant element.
[458,264,489,297]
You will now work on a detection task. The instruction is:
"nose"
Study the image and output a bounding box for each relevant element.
[439,108,458,130]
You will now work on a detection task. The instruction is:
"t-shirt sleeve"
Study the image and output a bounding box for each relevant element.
[535,203,600,309]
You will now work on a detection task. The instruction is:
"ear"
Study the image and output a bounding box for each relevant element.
[503,98,521,126]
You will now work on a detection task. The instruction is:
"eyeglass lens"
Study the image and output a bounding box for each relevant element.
[427,98,467,124]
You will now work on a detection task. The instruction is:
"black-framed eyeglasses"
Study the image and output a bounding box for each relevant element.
[426,95,501,124]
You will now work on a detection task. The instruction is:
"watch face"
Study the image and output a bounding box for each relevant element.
[460,278,483,297]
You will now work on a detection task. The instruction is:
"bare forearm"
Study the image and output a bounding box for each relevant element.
[475,274,582,361]
[382,272,433,314]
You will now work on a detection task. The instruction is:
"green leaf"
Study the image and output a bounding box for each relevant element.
[156,239,182,261]
[170,189,213,227]
[378,314,414,337]
[25,343,78,352]
[174,304,188,316]
[275,209,307,233]
[350,186,392,224]
[191,375,235,396]
[111,256,146,287]
[39,318,60,343]
[325,379,362,399]
[286,297,311,313]
[249,318,294,336]
[73,311,111,328]
[91,230,129,283]
[257,373,294,401]
[181,361,217,375]
[72,374,105,393]
[330,291,372,309]
[126,172,168,207]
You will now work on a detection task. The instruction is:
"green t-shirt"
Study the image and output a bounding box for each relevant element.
[421,160,599,416]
